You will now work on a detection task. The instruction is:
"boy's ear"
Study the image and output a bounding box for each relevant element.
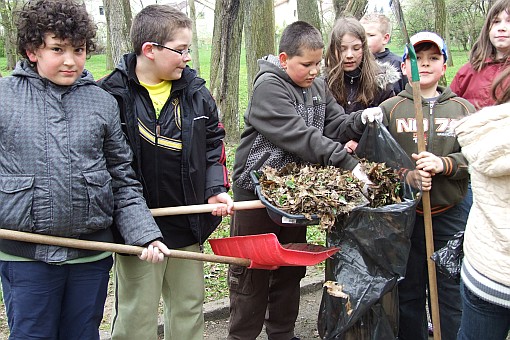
[26,49,38,63]
[279,52,288,69]
[440,62,447,76]
[141,42,156,61]
[382,33,391,45]
[401,60,408,77]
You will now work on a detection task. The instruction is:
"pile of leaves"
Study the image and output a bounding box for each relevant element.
[362,160,403,208]
[258,160,403,230]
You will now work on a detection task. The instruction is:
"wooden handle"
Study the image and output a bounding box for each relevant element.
[0,229,251,267]
[412,80,442,340]
[150,200,265,217]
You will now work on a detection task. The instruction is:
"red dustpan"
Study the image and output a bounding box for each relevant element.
[209,233,339,270]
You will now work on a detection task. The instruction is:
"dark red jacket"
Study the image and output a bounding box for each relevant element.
[450,58,510,109]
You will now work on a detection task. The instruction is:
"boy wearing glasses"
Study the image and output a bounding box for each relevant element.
[99,4,233,340]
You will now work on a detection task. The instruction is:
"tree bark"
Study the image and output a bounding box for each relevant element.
[244,0,274,97]
[189,0,201,76]
[344,0,368,19]
[122,0,132,31]
[209,0,223,99]
[216,0,245,144]
[332,0,367,19]
[0,0,20,70]
[332,0,347,19]
[297,0,322,33]
[103,0,131,68]
[433,0,449,85]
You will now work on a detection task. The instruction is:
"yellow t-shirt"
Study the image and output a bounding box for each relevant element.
[140,80,172,119]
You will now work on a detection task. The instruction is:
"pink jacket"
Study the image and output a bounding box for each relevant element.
[450,58,510,109]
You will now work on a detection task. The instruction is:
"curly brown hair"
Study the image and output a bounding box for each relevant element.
[16,0,97,60]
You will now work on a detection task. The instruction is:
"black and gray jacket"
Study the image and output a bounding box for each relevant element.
[99,53,229,248]
[233,54,363,192]
[343,61,400,114]
[374,48,408,93]
[0,61,162,262]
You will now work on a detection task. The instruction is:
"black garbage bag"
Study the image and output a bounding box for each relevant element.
[431,231,464,282]
[318,121,421,340]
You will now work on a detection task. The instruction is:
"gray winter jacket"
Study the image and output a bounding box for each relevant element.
[0,61,162,263]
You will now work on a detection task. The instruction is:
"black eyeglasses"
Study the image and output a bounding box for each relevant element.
[150,42,192,57]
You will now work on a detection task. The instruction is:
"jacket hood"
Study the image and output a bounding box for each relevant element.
[255,54,293,85]
[375,61,401,89]
[12,59,96,91]
[400,84,455,103]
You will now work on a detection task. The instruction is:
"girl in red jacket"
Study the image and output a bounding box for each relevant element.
[450,0,510,109]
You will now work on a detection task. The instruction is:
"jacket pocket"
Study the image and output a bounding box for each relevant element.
[0,175,35,231]
[83,169,114,229]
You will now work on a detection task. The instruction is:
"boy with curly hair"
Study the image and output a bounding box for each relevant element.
[0,0,170,338]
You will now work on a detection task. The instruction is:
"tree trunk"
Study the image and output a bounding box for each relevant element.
[216,0,245,144]
[344,0,368,19]
[103,0,131,68]
[332,0,347,19]
[297,0,322,33]
[433,0,449,85]
[209,0,223,99]
[189,0,201,76]
[332,0,367,20]
[0,0,20,70]
[244,0,274,97]
[122,0,132,30]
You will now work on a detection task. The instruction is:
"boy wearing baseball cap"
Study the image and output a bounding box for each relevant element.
[377,31,475,340]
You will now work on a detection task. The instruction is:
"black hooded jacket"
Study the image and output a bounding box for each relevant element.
[98,53,229,248]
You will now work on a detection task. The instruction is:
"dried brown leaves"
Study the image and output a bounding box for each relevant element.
[258,160,402,229]
[362,160,403,208]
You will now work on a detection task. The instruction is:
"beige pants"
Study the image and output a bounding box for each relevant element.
[110,243,205,340]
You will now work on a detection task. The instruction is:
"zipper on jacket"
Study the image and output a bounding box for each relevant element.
[427,101,435,152]
[156,119,161,140]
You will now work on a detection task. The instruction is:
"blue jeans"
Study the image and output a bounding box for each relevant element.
[457,282,510,340]
[0,256,113,339]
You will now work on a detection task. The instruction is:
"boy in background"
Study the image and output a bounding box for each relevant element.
[360,13,407,93]
[228,20,379,340]
[0,0,169,339]
[378,31,475,340]
[99,4,233,340]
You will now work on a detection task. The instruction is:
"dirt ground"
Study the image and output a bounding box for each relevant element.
[204,288,322,339]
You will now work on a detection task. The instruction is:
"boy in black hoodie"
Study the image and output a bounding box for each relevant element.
[360,13,408,93]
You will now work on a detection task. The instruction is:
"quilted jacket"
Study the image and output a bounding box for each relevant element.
[0,61,162,263]
[455,103,510,286]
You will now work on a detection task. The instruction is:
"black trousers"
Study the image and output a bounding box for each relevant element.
[398,194,471,340]
[227,187,306,340]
